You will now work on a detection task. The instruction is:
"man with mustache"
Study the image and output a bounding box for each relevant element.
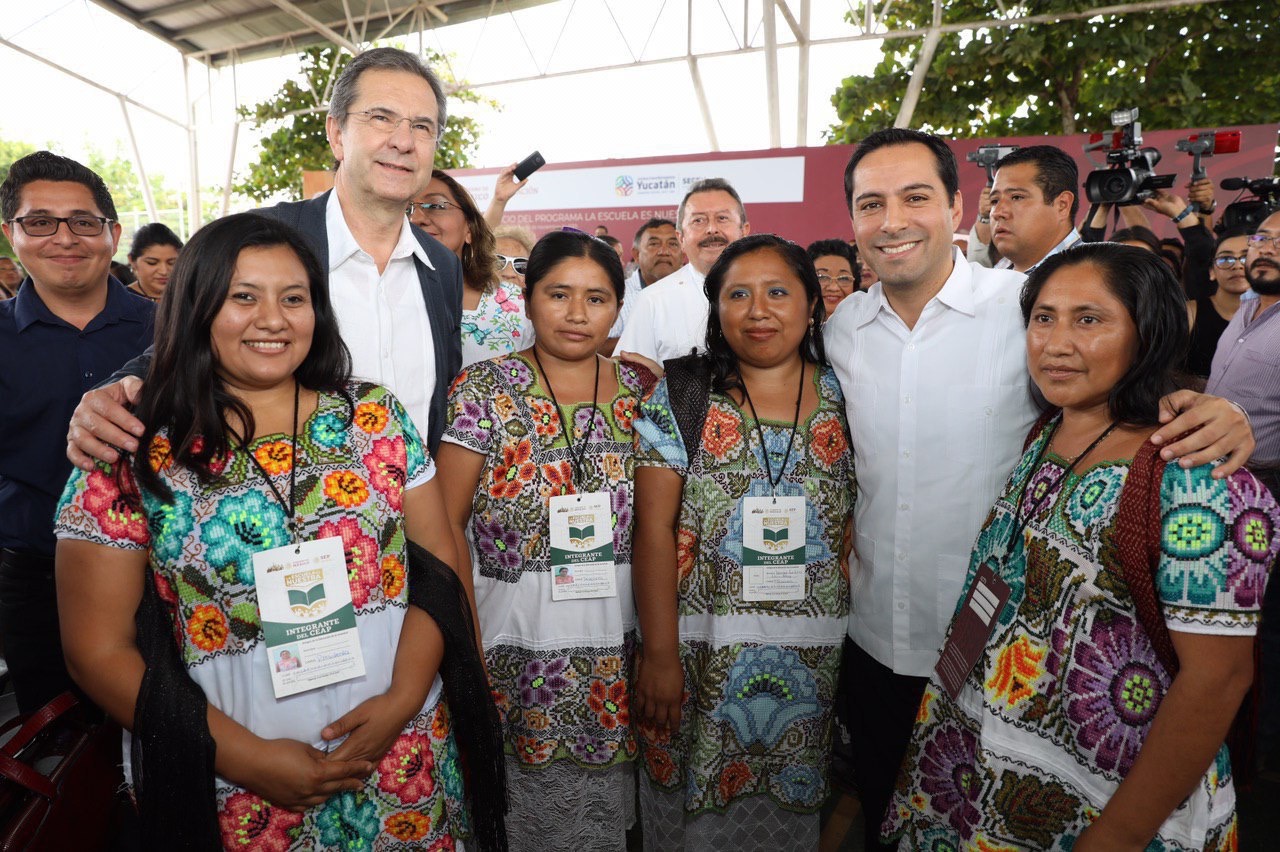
[1206,209,1280,779]
[601,216,682,355]
[617,178,749,362]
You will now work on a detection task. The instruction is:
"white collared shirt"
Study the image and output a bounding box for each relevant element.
[995,228,1083,273]
[615,263,707,363]
[607,267,645,339]
[826,250,1037,677]
[325,191,437,442]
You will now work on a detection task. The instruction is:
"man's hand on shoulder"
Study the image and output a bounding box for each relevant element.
[1151,390,1253,478]
[67,377,146,470]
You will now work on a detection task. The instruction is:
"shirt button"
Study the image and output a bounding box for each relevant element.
[899,502,909,511]
[903,395,912,404]
[903,450,910,458]
[1238,338,1245,343]
[984,406,993,416]
[896,600,907,611]
[83,371,93,379]
[907,343,916,351]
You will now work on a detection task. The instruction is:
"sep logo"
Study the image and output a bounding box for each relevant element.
[614,175,634,196]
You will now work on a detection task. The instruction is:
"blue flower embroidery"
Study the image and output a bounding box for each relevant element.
[712,646,819,749]
[145,489,194,563]
[316,790,380,849]
[310,412,346,450]
[199,490,287,584]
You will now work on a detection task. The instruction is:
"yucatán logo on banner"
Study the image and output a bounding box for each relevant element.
[615,175,635,196]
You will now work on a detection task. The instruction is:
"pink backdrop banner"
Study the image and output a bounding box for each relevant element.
[452,124,1279,254]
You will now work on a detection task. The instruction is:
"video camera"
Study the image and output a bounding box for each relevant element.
[966,144,1019,184]
[1215,175,1280,234]
[1175,130,1240,212]
[1083,108,1176,205]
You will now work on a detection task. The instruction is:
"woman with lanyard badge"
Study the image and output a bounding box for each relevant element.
[53,213,502,851]
[436,228,653,851]
[631,234,856,849]
[882,244,1280,850]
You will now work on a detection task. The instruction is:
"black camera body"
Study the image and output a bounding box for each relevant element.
[1083,109,1176,206]
[967,144,1019,184]
[1216,176,1280,234]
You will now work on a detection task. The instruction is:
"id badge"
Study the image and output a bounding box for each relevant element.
[934,564,1012,700]
[549,492,617,600]
[741,495,807,601]
[253,536,366,699]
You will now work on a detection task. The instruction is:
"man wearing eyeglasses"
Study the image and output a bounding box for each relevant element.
[616,178,750,363]
[67,47,463,472]
[0,151,154,712]
[1207,211,1280,780]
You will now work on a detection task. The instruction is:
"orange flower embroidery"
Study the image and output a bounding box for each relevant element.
[188,604,228,652]
[645,747,677,785]
[701,406,742,460]
[431,703,451,740]
[531,400,560,438]
[354,402,390,434]
[717,760,754,802]
[148,435,173,473]
[541,461,576,498]
[612,397,637,432]
[253,441,293,476]
[809,415,849,469]
[515,735,554,765]
[587,679,629,729]
[323,471,369,507]
[985,635,1046,709]
[676,527,698,582]
[385,812,430,842]
[490,440,536,499]
[380,555,406,599]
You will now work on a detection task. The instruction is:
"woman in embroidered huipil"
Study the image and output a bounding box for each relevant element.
[54,214,480,851]
[409,170,533,368]
[437,229,649,851]
[884,244,1280,851]
[631,234,855,850]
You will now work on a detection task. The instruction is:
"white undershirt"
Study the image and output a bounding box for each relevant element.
[615,263,708,363]
[324,191,437,442]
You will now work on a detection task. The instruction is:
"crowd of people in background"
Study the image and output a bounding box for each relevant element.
[0,45,1278,852]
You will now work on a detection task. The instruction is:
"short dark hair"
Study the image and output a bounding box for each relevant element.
[0,150,118,222]
[329,47,448,136]
[426,169,497,292]
[843,128,958,213]
[676,178,746,230]
[633,217,677,247]
[1020,242,1187,426]
[132,213,352,500]
[599,234,622,251]
[524,229,625,306]
[704,234,826,394]
[994,144,1080,221]
[1214,225,1252,251]
[1109,225,1162,254]
[129,222,183,261]
[806,238,861,290]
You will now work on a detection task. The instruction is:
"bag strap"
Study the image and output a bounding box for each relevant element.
[662,354,713,468]
[1112,439,1180,676]
[0,692,78,758]
[0,752,56,799]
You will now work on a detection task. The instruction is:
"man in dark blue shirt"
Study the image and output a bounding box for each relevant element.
[0,151,154,712]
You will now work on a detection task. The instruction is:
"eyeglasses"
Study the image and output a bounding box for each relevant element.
[347,109,437,142]
[817,273,857,287]
[1213,255,1249,269]
[407,201,460,218]
[494,254,528,275]
[1247,234,1280,251]
[9,215,114,237]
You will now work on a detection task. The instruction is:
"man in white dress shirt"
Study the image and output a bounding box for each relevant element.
[989,144,1083,273]
[66,48,464,465]
[824,128,1254,850]
[616,178,749,363]
[601,216,680,355]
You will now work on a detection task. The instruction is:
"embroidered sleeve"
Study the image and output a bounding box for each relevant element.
[387,389,433,489]
[1156,464,1280,635]
[442,361,500,458]
[633,378,688,474]
[53,461,150,550]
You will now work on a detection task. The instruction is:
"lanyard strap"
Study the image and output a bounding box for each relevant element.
[739,361,805,497]
[239,381,302,544]
[1007,417,1118,551]
[532,350,601,491]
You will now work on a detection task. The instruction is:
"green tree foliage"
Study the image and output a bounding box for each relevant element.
[236,45,488,202]
[0,138,38,257]
[829,0,1280,142]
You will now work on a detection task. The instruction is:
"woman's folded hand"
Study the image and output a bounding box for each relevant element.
[244,738,372,812]
[322,691,417,767]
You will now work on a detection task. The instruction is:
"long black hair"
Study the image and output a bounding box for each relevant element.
[131,213,352,500]
[703,233,827,395]
[1020,242,1188,426]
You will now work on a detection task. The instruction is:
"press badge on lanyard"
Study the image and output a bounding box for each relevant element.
[549,492,618,601]
[254,537,367,698]
[742,495,807,601]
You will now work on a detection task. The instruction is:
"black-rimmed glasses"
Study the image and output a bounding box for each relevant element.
[9,215,113,237]
[1213,255,1248,269]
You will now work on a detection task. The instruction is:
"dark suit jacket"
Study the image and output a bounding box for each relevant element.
[109,192,463,453]
[259,191,463,452]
